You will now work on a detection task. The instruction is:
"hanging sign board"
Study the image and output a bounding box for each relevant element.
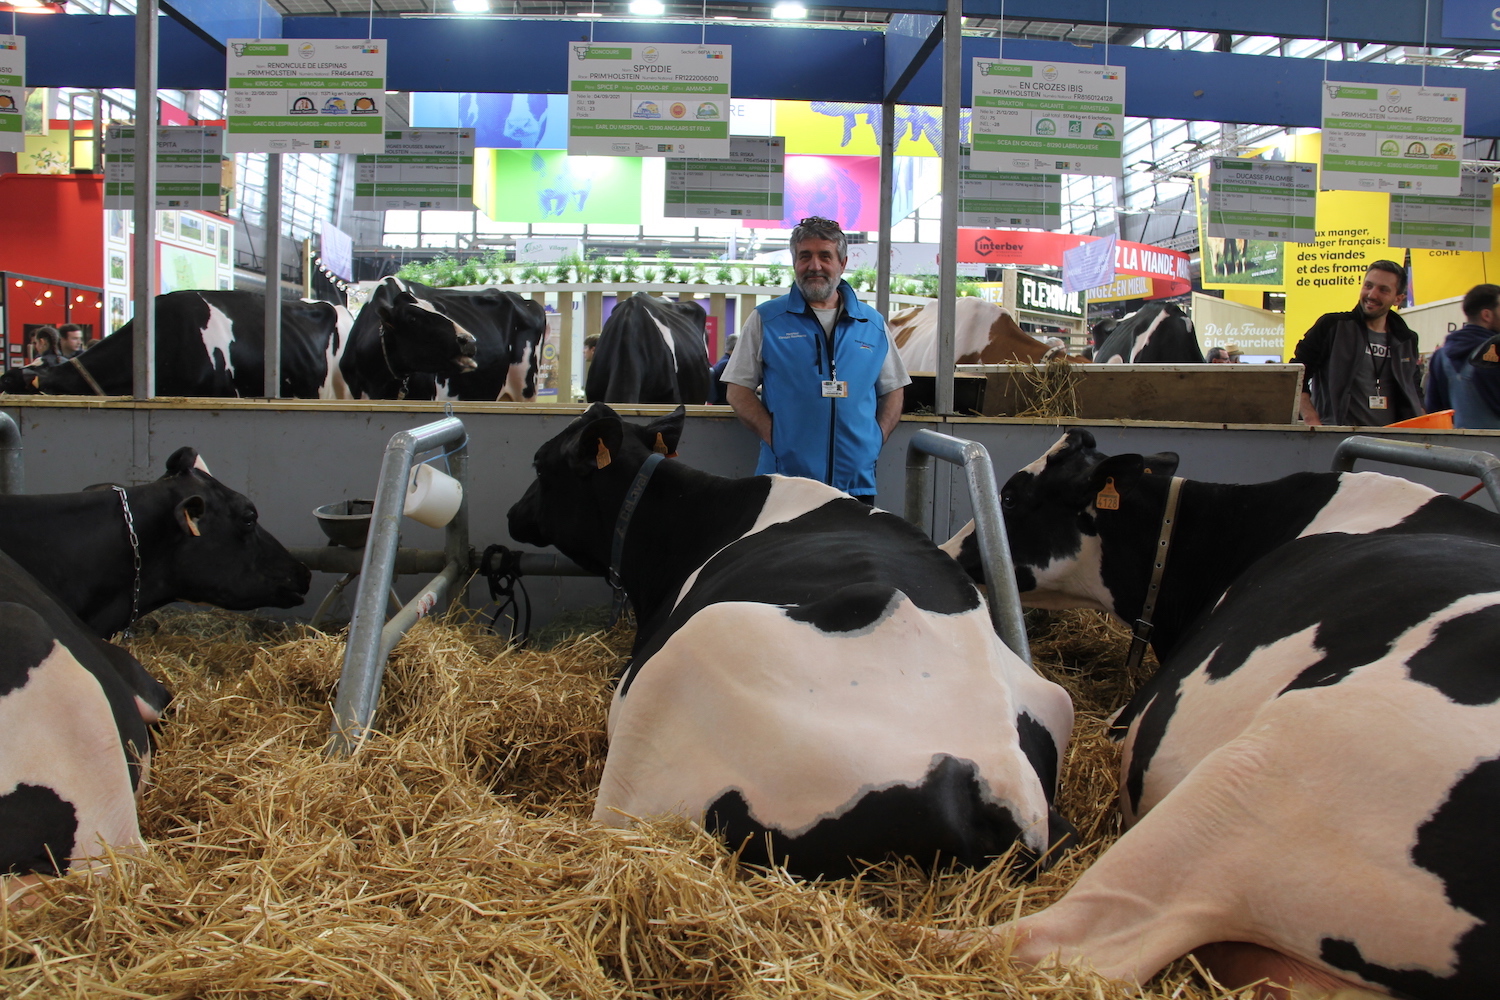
[225,38,387,154]
[664,135,783,217]
[1205,156,1317,243]
[958,150,1061,229]
[567,42,731,158]
[104,125,231,211]
[0,35,23,154]
[970,59,1124,177]
[1320,82,1464,196]
[1390,172,1494,251]
[354,129,474,210]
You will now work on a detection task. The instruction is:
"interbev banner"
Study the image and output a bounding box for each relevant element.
[355,129,475,211]
[957,229,1191,296]
[1320,82,1464,196]
[0,35,22,154]
[567,43,731,158]
[665,136,783,218]
[104,125,232,211]
[970,59,1123,177]
[226,39,387,154]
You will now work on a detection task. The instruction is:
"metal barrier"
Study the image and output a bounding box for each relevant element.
[0,411,20,494]
[1332,435,1500,510]
[329,417,470,754]
[904,429,1030,664]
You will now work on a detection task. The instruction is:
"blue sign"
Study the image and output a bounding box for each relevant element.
[1443,0,1500,40]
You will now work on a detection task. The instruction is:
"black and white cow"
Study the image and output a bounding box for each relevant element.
[0,291,354,398]
[508,403,1073,880]
[937,430,1500,997]
[0,551,170,892]
[0,447,311,638]
[1095,302,1204,364]
[585,295,711,405]
[340,277,547,401]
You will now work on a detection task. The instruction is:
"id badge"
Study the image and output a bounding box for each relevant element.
[821,380,848,398]
[1369,395,1388,410]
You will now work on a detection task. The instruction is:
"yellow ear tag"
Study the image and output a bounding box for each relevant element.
[1095,477,1121,511]
[653,433,670,456]
[185,512,202,536]
[596,440,612,470]
[1487,344,1500,363]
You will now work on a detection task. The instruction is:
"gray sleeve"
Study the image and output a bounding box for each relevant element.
[876,321,912,395]
[721,308,764,389]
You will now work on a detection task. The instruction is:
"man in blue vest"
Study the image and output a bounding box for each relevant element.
[723,217,909,503]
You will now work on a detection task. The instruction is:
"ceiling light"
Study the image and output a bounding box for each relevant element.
[7,0,47,8]
[1171,139,1203,154]
[772,2,807,17]
[1129,160,1156,173]
[452,0,490,11]
[629,0,664,13]
[578,8,604,14]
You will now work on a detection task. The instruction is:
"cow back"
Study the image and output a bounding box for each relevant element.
[1096,303,1204,364]
[892,298,1047,371]
[587,295,710,404]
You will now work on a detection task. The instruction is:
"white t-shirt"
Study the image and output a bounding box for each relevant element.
[722,303,911,395]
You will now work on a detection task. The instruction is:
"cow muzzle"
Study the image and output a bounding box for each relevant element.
[453,355,479,371]
[458,332,478,357]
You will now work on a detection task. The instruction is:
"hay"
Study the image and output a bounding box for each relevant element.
[1012,358,1082,419]
[1,610,1242,999]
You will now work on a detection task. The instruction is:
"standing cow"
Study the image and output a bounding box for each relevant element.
[932,430,1500,997]
[585,296,711,405]
[0,291,353,398]
[508,403,1073,879]
[1095,302,1204,364]
[341,277,547,401]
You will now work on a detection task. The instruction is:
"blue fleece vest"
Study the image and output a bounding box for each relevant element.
[754,280,889,494]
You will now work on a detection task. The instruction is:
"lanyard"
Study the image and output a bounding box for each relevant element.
[1363,326,1393,394]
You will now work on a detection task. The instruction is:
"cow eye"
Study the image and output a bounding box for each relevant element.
[1000,490,1015,510]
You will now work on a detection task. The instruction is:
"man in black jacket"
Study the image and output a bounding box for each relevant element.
[1292,259,1424,426]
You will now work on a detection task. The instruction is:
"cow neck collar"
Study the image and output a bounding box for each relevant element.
[1123,475,1185,673]
[67,353,106,395]
[608,451,666,623]
[110,485,143,636]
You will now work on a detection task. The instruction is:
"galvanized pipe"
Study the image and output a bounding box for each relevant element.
[329,416,469,753]
[935,0,962,416]
[131,0,158,400]
[1332,435,1500,511]
[904,429,1030,663]
[0,410,22,495]
[288,545,451,576]
[263,153,283,398]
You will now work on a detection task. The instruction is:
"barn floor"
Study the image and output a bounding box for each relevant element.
[0,608,1250,999]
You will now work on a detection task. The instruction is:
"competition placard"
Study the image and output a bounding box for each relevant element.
[104,125,232,211]
[1205,157,1317,243]
[958,150,1061,229]
[970,58,1123,177]
[1320,82,1464,196]
[1390,172,1494,251]
[226,38,387,154]
[354,129,475,211]
[664,136,783,218]
[568,42,731,158]
[0,35,23,154]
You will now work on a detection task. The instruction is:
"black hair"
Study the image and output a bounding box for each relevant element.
[1463,283,1500,320]
[1366,259,1408,295]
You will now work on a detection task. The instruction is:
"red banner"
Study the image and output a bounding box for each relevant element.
[958,229,1192,298]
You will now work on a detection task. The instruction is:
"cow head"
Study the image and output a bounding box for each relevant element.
[508,404,685,575]
[0,367,42,394]
[151,447,311,612]
[495,292,548,403]
[999,430,1178,614]
[378,290,480,379]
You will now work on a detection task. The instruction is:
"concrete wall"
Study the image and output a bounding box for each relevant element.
[5,397,1498,629]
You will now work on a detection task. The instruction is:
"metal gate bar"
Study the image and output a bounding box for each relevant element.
[1331,435,1500,510]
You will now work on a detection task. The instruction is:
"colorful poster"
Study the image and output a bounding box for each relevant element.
[411,92,568,149]
[105,125,231,211]
[738,155,882,231]
[226,38,386,154]
[1205,156,1317,242]
[158,243,219,294]
[0,35,22,154]
[1390,172,1494,252]
[354,129,475,210]
[1195,175,1287,289]
[475,149,642,224]
[665,136,784,218]
[773,101,972,157]
[958,150,1060,229]
[970,59,1124,177]
[1320,82,1464,196]
[567,42,730,158]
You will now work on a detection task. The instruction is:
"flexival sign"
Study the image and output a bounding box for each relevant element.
[226,39,387,154]
[568,43,731,159]
[958,229,1191,297]
[0,35,22,154]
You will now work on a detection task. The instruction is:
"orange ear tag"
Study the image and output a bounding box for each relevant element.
[653,433,670,456]
[185,513,202,536]
[596,440,612,469]
[1487,344,1500,363]
[1095,477,1121,511]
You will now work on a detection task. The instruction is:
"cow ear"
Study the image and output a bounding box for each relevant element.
[175,495,206,537]
[164,446,199,477]
[643,405,686,458]
[569,412,625,476]
[1139,451,1179,478]
[1089,453,1152,510]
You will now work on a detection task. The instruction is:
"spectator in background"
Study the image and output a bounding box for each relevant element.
[583,335,599,366]
[28,326,64,367]
[57,324,85,358]
[1226,343,1244,363]
[1206,346,1231,363]
[709,333,737,405]
[1425,283,1500,429]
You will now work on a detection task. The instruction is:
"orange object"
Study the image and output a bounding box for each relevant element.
[1387,409,1455,429]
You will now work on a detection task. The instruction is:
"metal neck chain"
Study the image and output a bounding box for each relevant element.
[377,324,409,398]
[111,486,143,635]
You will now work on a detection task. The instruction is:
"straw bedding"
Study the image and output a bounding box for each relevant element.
[1,606,1248,999]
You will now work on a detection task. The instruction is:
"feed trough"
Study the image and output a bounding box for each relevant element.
[314,499,376,549]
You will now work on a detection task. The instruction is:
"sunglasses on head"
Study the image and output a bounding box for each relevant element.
[796,217,843,230]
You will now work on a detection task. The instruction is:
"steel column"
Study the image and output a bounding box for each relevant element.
[263,153,283,398]
[876,98,895,319]
[935,0,961,415]
[131,0,158,400]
